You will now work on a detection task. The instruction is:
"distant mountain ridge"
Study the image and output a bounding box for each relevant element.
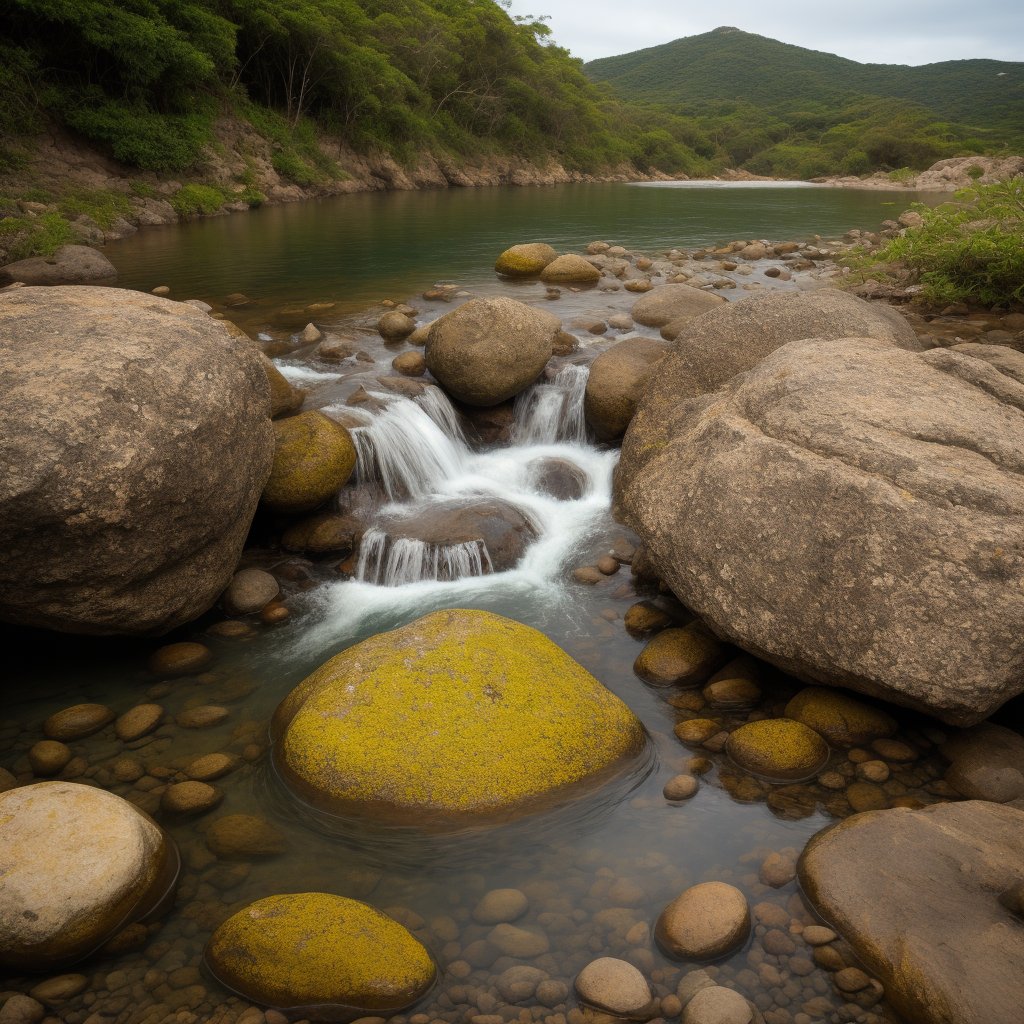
[586,27,1023,136]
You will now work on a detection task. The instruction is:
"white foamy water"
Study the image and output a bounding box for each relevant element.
[275,362,343,385]
[512,364,590,446]
[301,370,620,646]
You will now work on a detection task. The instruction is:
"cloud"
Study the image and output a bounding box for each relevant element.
[503,1,1024,65]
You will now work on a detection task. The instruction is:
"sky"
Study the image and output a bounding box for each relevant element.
[502,1,1024,66]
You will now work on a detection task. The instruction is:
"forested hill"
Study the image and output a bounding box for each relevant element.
[0,0,707,179]
[586,27,1024,178]
[586,27,1024,131]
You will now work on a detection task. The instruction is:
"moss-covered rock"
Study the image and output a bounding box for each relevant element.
[205,893,435,1013]
[784,687,897,747]
[495,243,559,277]
[272,609,646,824]
[261,411,356,514]
[726,719,830,782]
[634,623,725,687]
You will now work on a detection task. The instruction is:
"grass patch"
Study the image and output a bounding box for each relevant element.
[58,189,131,229]
[169,183,226,217]
[887,167,916,184]
[0,211,75,261]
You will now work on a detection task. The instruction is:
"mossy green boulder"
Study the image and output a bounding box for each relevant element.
[785,686,897,747]
[271,609,646,824]
[495,242,558,277]
[726,718,830,782]
[205,893,435,1012]
[261,411,356,514]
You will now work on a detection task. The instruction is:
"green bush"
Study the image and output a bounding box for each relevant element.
[64,103,211,172]
[887,167,916,184]
[169,184,225,217]
[874,179,1024,306]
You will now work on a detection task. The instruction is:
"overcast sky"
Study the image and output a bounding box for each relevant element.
[503,2,1024,66]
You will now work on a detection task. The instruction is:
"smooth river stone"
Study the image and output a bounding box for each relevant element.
[575,957,653,1018]
[655,882,750,961]
[42,703,114,741]
[0,782,175,970]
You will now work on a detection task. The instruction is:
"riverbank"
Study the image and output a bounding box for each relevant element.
[4,115,1019,269]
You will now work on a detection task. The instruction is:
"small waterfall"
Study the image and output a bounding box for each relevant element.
[513,364,589,445]
[352,391,468,501]
[417,385,468,445]
[356,528,493,586]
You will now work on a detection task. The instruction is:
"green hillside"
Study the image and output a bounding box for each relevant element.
[0,0,709,180]
[586,27,1023,176]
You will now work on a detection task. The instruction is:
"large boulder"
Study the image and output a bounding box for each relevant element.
[0,782,177,970]
[799,801,1024,1024]
[540,254,601,285]
[271,609,645,825]
[426,297,560,407]
[0,245,117,286]
[629,284,726,328]
[0,286,273,635]
[616,336,1024,724]
[584,338,669,442]
[205,893,435,1013]
[619,289,919,497]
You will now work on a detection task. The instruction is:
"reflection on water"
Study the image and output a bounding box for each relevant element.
[104,182,942,312]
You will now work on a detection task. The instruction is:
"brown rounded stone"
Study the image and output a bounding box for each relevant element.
[635,625,724,687]
[160,781,222,816]
[205,814,287,859]
[185,753,239,781]
[655,882,750,960]
[674,719,720,745]
[176,706,229,729]
[115,704,164,743]
[42,703,114,741]
[28,740,72,777]
[148,642,212,678]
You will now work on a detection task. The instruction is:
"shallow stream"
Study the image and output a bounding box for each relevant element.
[1,183,957,1024]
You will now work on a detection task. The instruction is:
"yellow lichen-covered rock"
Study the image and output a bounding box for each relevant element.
[495,242,559,277]
[205,893,435,1012]
[272,609,646,824]
[727,719,830,782]
[261,411,356,514]
[785,686,897,747]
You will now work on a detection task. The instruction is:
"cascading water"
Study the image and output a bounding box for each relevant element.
[304,368,618,645]
[512,364,590,446]
[356,528,494,586]
[348,387,468,501]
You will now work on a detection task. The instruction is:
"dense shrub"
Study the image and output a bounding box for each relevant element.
[875,179,1024,306]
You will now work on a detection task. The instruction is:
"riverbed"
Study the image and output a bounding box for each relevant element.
[0,183,955,1024]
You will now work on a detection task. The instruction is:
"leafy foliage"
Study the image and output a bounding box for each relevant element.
[0,0,710,176]
[870,180,1024,306]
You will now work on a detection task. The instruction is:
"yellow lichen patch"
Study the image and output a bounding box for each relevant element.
[726,718,830,782]
[205,893,435,1011]
[272,609,646,824]
[784,687,897,747]
[261,411,356,514]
